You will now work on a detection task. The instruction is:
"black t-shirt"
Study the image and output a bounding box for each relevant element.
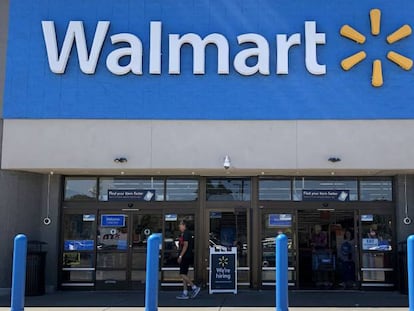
[179,229,194,259]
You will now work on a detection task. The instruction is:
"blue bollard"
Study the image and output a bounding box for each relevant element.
[145,233,162,311]
[11,234,27,311]
[408,235,414,311]
[276,234,289,311]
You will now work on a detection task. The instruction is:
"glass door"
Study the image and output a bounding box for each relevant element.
[297,209,357,289]
[359,212,394,288]
[96,212,130,289]
[260,211,297,287]
[207,208,250,286]
[61,211,97,288]
[130,213,163,289]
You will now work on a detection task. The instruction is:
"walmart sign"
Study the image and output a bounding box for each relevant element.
[4,0,414,119]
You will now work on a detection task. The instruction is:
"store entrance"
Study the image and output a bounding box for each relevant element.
[297,209,358,289]
[95,210,195,290]
[205,208,250,286]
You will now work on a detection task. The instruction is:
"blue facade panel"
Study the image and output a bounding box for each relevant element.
[4,0,414,119]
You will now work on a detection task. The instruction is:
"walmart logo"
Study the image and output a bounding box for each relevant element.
[340,8,413,87]
[218,256,229,268]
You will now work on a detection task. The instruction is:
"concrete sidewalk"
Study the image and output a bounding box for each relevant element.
[0,290,409,310]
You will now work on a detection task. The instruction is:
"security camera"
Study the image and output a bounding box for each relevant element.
[223,155,231,169]
[114,157,128,163]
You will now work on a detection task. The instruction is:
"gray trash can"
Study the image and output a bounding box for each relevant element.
[26,241,47,296]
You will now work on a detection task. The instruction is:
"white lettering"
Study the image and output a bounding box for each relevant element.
[305,21,326,75]
[234,34,270,76]
[168,33,229,74]
[276,33,301,74]
[106,33,143,75]
[42,21,109,74]
[149,21,162,74]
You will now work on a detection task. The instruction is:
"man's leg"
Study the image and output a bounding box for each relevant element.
[181,274,194,288]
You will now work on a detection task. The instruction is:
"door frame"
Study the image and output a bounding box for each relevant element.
[203,203,252,287]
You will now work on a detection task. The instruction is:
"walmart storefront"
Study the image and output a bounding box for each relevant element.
[1,0,414,292]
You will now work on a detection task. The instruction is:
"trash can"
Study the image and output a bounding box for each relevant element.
[398,241,407,295]
[26,241,47,296]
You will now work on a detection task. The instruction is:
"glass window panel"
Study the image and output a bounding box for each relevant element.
[259,180,291,201]
[261,214,295,267]
[360,179,393,201]
[99,178,164,201]
[64,178,97,201]
[63,252,94,268]
[63,214,95,240]
[361,215,393,251]
[97,214,128,251]
[166,179,199,201]
[209,211,248,267]
[132,252,147,269]
[61,271,93,282]
[97,253,127,269]
[96,270,126,281]
[132,214,163,249]
[362,270,394,283]
[293,179,358,201]
[206,179,251,201]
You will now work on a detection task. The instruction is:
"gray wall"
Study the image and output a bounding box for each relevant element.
[0,171,61,294]
[0,0,9,117]
[4,119,414,174]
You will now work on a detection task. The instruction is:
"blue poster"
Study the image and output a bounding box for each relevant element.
[101,214,126,227]
[64,240,94,251]
[268,214,292,227]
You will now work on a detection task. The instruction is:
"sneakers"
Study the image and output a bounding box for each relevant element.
[190,286,201,299]
[176,293,189,300]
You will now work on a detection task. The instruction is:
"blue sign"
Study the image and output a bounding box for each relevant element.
[268,214,292,227]
[302,190,350,201]
[5,0,414,120]
[101,214,126,227]
[64,240,94,251]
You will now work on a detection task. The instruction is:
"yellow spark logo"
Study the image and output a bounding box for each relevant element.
[340,8,413,87]
[218,256,229,268]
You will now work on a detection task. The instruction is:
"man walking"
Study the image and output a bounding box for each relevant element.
[176,220,200,299]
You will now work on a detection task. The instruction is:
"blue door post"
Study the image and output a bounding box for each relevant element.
[11,234,27,311]
[408,235,414,311]
[276,234,289,311]
[145,233,162,311]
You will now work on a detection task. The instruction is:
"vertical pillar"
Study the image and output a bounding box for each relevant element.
[11,234,27,311]
[145,233,162,311]
[276,234,288,311]
[408,235,414,311]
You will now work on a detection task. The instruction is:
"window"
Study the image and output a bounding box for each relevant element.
[166,179,198,201]
[360,179,392,201]
[206,178,251,201]
[64,178,97,201]
[99,178,164,201]
[293,179,358,201]
[259,179,291,201]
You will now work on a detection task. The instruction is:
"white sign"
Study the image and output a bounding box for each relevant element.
[42,21,326,76]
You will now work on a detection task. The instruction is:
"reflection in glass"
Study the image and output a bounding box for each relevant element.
[132,214,163,249]
[63,252,94,268]
[166,179,199,201]
[97,214,128,251]
[206,179,251,201]
[64,178,97,201]
[99,178,164,201]
[97,253,127,269]
[63,214,95,240]
[209,211,248,268]
[360,179,392,201]
[361,214,392,251]
[259,180,291,201]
